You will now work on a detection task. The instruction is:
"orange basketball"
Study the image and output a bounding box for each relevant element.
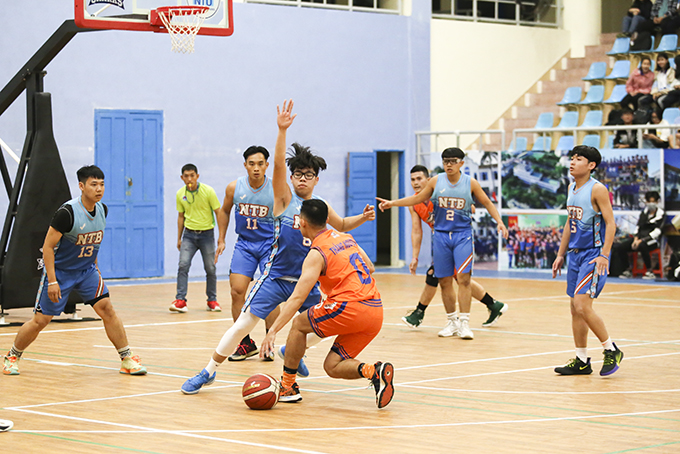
[242,373,280,410]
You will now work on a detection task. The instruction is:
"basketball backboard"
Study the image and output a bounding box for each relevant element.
[74,0,233,36]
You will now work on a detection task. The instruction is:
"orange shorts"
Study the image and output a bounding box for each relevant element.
[306,298,383,359]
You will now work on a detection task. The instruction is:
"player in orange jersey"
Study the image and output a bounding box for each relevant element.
[402,165,508,333]
[261,199,394,408]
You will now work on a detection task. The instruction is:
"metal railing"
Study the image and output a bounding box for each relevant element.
[433,0,561,28]
[244,0,401,14]
[415,129,506,166]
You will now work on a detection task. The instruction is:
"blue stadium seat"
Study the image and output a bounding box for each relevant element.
[582,62,608,82]
[581,110,603,128]
[557,111,579,128]
[630,35,655,54]
[663,107,680,124]
[555,135,574,152]
[604,84,627,104]
[607,37,630,56]
[605,60,631,80]
[654,34,677,54]
[606,134,615,149]
[509,137,528,151]
[581,134,601,148]
[578,85,605,105]
[557,87,582,106]
[532,136,552,151]
[534,112,554,129]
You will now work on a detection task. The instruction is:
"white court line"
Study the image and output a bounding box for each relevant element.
[7,408,680,435]
[397,385,680,395]
[6,408,329,454]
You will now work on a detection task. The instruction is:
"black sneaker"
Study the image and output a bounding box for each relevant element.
[554,357,592,375]
[227,338,259,361]
[371,362,395,409]
[401,309,424,328]
[600,344,624,376]
[279,382,302,403]
[482,301,508,327]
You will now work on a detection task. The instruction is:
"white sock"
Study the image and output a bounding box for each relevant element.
[602,338,615,351]
[447,312,458,322]
[575,348,589,363]
[459,313,470,322]
[205,358,221,375]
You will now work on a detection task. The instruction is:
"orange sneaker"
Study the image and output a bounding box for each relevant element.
[120,355,147,375]
[206,300,221,312]
[278,382,302,403]
[371,362,394,409]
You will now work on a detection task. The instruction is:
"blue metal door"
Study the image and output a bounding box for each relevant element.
[95,110,164,278]
[347,152,377,262]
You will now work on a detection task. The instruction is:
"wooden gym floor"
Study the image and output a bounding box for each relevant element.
[1,272,679,453]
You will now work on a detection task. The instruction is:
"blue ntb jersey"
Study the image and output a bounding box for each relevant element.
[267,193,322,280]
[233,176,275,243]
[54,197,106,271]
[431,173,474,232]
[567,178,605,249]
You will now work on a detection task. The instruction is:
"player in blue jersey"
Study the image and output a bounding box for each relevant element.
[213,146,278,361]
[378,148,508,340]
[3,166,146,376]
[181,100,375,395]
[552,146,623,376]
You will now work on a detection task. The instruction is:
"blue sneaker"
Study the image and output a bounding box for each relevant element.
[181,368,216,395]
[278,345,310,378]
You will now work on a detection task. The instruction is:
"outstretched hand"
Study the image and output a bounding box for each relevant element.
[277,99,296,130]
[376,197,393,212]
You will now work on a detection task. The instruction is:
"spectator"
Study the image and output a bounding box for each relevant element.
[640,53,677,113]
[611,191,665,278]
[638,0,680,35]
[642,109,673,147]
[621,0,653,36]
[656,55,680,110]
[614,108,639,148]
[621,57,655,111]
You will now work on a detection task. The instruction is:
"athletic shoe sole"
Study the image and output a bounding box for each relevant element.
[376,362,395,409]
[181,372,216,395]
[600,350,624,376]
[169,306,188,313]
[228,348,259,361]
[401,316,421,329]
[0,419,13,432]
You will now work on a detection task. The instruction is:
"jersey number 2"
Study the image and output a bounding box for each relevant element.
[446,210,454,221]
[349,252,372,284]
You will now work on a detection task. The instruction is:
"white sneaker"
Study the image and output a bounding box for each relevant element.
[642,271,656,280]
[438,319,459,337]
[458,319,474,340]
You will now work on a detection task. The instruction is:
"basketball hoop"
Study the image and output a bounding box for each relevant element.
[152,6,209,54]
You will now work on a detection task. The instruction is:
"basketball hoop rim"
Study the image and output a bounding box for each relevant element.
[150,6,210,27]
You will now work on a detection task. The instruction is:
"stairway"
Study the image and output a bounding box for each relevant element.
[473,33,618,152]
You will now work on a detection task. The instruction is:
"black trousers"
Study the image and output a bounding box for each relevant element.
[611,237,657,276]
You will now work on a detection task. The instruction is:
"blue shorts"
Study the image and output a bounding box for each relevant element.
[432,230,474,278]
[566,248,607,299]
[243,277,321,319]
[229,239,272,278]
[35,264,109,316]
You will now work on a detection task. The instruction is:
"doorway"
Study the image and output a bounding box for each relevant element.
[375,150,405,266]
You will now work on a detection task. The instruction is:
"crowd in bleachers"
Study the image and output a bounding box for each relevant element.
[514,0,680,153]
[505,225,562,269]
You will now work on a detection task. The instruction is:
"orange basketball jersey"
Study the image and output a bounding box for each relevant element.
[414,200,434,229]
[311,229,380,303]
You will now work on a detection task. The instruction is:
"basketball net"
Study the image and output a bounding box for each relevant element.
[156,6,209,54]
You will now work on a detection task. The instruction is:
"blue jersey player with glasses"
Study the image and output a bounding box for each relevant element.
[552,146,623,377]
[3,166,146,376]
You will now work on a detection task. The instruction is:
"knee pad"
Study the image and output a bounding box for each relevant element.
[425,266,438,287]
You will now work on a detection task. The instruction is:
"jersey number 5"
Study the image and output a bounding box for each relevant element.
[78,245,94,258]
[570,219,577,233]
[349,252,372,285]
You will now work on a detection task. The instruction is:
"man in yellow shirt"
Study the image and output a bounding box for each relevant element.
[170,164,222,312]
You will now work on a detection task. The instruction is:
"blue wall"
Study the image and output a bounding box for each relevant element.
[0,2,430,277]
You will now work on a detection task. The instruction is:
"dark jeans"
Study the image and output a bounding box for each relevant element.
[621,93,646,111]
[176,228,217,301]
[638,16,680,35]
[610,237,657,276]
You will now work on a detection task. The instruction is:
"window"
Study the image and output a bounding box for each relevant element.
[433,0,560,28]
[245,0,401,14]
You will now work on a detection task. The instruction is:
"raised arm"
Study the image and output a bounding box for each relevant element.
[259,249,325,357]
[591,183,616,276]
[470,178,508,239]
[408,206,423,275]
[273,100,295,217]
[326,202,375,232]
[377,176,437,211]
[214,180,236,264]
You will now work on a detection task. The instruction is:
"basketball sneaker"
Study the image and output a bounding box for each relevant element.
[458,319,474,340]
[181,368,216,395]
[279,382,302,403]
[2,355,19,375]
[120,355,147,375]
[277,345,309,377]
[600,344,624,376]
[169,299,188,313]
[482,301,508,327]
[438,319,459,337]
[554,357,592,375]
[371,362,394,409]
[401,308,424,328]
[620,270,633,279]
[228,338,259,361]
[206,300,221,312]
[642,271,656,280]
[0,419,13,432]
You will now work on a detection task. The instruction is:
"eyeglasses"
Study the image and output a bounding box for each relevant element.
[442,158,463,165]
[292,171,316,180]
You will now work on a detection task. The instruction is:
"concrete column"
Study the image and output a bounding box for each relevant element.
[563,0,602,58]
